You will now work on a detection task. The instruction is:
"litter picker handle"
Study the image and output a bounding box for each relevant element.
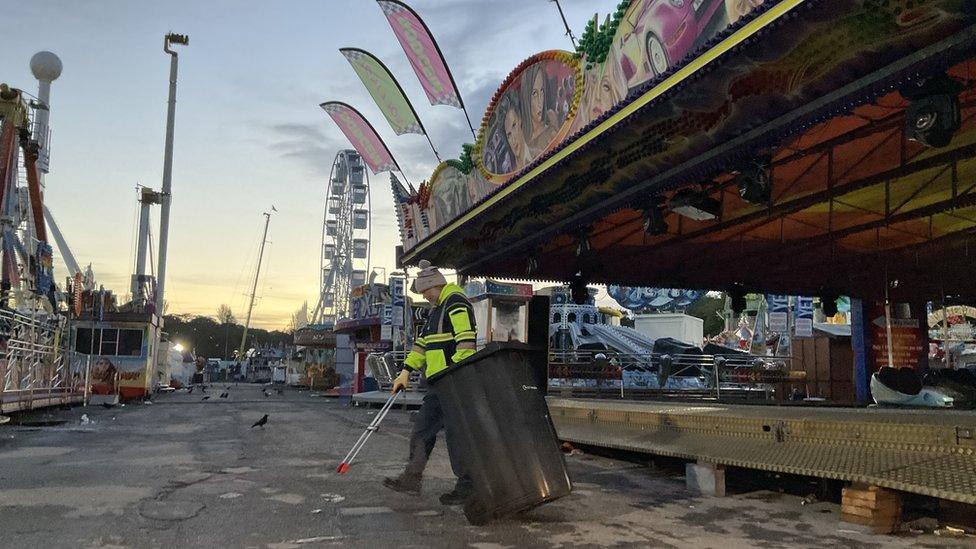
[337,391,401,474]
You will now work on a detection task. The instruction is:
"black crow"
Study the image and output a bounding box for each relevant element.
[251,414,268,428]
[219,392,229,398]
[201,396,210,401]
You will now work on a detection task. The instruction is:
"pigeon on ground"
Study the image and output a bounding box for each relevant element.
[263,391,270,398]
[219,392,229,398]
[201,396,210,401]
[251,414,268,428]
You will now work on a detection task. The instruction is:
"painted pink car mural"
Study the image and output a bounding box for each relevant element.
[614,0,729,91]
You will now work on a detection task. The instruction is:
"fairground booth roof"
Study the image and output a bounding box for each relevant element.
[393,0,976,301]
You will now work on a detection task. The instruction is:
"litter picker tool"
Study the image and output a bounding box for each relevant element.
[336,390,401,474]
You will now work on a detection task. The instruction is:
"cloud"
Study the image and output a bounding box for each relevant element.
[267,122,346,176]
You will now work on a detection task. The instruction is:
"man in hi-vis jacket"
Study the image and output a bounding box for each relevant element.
[382,260,477,505]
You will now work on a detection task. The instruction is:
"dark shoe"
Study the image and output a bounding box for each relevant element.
[439,487,471,506]
[382,475,421,495]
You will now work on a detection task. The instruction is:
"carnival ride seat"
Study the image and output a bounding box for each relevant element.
[871,366,953,407]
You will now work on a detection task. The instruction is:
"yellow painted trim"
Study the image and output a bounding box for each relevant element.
[403,0,807,264]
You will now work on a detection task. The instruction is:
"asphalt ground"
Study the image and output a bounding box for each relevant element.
[0,384,973,548]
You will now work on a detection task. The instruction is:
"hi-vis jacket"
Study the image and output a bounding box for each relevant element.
[403,283,477,381]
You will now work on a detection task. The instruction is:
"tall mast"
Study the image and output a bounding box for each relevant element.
[155,32,189,314]
[238,211,273,359]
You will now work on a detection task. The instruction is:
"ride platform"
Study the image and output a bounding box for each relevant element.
[0,388,84,414]
[548,397,976,504]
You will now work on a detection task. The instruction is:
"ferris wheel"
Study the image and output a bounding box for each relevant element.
[312,149,371,325]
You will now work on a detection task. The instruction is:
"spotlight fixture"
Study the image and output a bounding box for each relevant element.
[570,271,589,305]
[575,227,592,257]
[735,157,772,204]
[820,294,838,317]
[669,188,721,221]
[729,285,747,314]
[902,74,962,148]
[642,196,668,235]
[165,32,189,47]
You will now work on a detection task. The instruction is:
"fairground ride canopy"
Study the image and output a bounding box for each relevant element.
[395,0,976,302]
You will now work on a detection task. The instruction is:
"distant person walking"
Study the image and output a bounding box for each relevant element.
[383,260,478,505]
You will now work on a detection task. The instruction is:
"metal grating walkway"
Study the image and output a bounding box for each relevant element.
[547,398,976,503]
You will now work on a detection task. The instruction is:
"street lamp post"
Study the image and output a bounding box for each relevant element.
[155,32,189,316]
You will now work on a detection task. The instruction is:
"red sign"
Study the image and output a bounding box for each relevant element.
[870,303,925,371]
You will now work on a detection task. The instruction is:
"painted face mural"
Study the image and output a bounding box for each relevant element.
[423,166,494,234]
[481,57,578,180]
[570,53,627,135]
[400,0,778,251]
[726,0,765,24]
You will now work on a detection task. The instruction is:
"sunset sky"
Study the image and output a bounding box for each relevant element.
[2,0,602,328]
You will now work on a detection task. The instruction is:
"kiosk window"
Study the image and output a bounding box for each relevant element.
[119,330,144,356]
[75,328,94,353]
[100,329,119,356]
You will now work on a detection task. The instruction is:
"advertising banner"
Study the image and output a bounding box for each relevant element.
[795,297,814,337]
[766,294,790,333]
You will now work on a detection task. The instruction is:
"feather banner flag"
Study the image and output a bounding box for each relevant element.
[340,48,425,136]
[375,0,476,138]
[320,101,401,175]
[376,0,464,108]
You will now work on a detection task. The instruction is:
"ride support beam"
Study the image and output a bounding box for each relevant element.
[22,145,47,243]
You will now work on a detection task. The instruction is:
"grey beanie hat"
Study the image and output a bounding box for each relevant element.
[411,259,447,294]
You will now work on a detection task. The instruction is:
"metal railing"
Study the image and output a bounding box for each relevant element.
[548,349,796,401]
[0,306,89,413]
[365,350,423,391]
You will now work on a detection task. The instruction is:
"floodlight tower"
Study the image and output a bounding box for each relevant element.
[155,32,188,315]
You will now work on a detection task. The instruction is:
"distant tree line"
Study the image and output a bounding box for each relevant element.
[163,305,292,360]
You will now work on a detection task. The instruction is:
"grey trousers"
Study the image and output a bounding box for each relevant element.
[403,387,472,492]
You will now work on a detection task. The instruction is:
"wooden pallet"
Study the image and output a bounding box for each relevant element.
[841,484,903,534]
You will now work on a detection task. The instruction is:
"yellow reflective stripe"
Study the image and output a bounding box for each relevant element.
[452,349,476,363]
[454,332,476,342]
[448,308,472,333]
[424,333,454,343]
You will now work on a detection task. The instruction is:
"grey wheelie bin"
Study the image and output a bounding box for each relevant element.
[435,342,572,525]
